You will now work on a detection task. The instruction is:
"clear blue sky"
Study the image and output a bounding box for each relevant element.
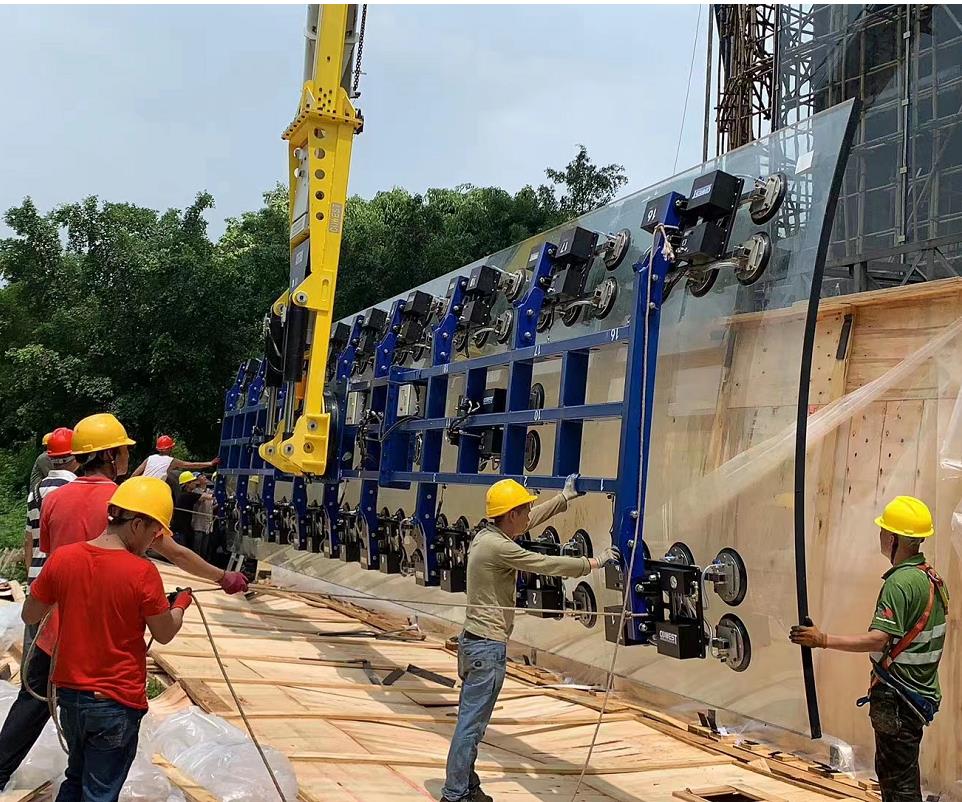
[0,4,711,239]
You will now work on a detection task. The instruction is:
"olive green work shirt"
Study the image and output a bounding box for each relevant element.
[869,553,948,704]
[462,493,591,642]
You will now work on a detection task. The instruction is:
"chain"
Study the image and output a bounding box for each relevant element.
[351,4,368,98]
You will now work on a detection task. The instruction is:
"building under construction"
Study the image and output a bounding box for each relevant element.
[711,4,962,292]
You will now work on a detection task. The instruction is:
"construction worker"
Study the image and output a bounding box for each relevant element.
[790,496,949,802]
[0,413,248,790]
[171,470,211,550]
[131,434,218,483]
[441,475,620,802]
[22,477,191,802]
[23,428,78,650]
[28,431,55,503]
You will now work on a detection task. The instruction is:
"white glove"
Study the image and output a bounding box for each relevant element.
[562,473,583,502]
[595,546,621,566]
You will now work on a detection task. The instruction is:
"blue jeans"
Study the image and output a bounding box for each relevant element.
[56,689,145,802]
[441,635,507,801]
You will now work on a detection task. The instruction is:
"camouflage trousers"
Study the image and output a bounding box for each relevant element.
[870,685,925,802]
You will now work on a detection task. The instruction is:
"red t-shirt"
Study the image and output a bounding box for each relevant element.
[35,476,118,655]
[39,476,117,555]
[29,542,169,710]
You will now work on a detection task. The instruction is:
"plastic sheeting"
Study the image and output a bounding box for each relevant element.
[0,684,292,800]
[144,706,298,802]
[0,603,24,657]
[0,680,67,794]
[120,754,185,802]
[804,293,962,791]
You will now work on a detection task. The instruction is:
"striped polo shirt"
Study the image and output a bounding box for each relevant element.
[25,469,76,585]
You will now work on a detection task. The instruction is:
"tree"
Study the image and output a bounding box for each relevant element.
[0,145,627,488]
[0,193,264,459]
[544,144,628,218]
[334,182,564,317]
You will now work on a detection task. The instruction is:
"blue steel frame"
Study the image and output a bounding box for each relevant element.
[218,211,676,643]
[320,314,364,558]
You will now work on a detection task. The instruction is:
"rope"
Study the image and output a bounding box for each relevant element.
[20,612,69,754]
[193,594,289,802]
[568,231,660,801]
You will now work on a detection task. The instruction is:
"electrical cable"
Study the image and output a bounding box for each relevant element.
[446,401,481,444]
[674,4,704,173]
[193,594,289,802]
[377,415,419,442]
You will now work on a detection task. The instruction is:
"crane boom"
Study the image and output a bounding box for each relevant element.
[260,4,364,475]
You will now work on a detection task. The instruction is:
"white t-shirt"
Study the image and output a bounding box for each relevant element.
[143,454,175,479]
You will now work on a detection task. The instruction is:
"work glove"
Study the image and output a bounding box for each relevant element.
[210,456,221,467]
[789,620,827,649]
[595,546,621,567]
[562,473,583,502]
[219,571,249,595]
[167,589,193,612]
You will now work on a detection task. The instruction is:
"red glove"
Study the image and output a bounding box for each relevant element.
[210,456,220,467]
[219,571,248,595]
[170,590,193,612]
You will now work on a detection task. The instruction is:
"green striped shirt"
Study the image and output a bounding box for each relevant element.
[869,554,947,704]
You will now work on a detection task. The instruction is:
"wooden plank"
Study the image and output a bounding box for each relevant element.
[152,755,221,802]
[151,564,880,802]
[287,751,732,775]
[218,710,634,726]
[179,678,234,714]
[0,787,51,802]
[154,648,435,672]
[167,674,550,698]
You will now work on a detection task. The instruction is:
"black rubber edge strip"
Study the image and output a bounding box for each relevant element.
[794,98,861,740]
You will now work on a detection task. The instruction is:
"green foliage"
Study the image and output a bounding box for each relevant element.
[335,183,563,318]
[0,146,626,509]
[146,675,166,700]
[0,502,26,553]
[544,145,628,217]
[0,445,31,552]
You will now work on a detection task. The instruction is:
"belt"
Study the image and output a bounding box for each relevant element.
[462,630,485,641]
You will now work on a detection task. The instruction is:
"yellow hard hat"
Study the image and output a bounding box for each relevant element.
[486,479,538,518]
[41,432,54,446]
[178,471,198,486]
[875,495,934,538]
[71,413,136,455]
[109,477,173,535]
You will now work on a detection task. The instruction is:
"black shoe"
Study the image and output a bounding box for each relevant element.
[439,790,492,802]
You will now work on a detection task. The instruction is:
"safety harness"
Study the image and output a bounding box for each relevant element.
[856,562,949,724]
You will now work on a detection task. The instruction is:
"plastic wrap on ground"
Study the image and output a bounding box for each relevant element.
[144,706,298,802]
[8,721,67,793]
[147,706,244,762]
[120,753,176,802]
[0,603,24,657]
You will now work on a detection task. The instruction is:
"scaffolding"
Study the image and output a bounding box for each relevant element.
[711,4,962,292]
[713,5,779,154]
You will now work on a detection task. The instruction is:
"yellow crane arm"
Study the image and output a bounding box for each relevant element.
[260,4,364,475]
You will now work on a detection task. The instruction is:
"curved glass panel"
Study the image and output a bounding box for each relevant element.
[262,100,857,735]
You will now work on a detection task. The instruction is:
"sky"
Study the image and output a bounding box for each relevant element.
[0,4,712,240]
